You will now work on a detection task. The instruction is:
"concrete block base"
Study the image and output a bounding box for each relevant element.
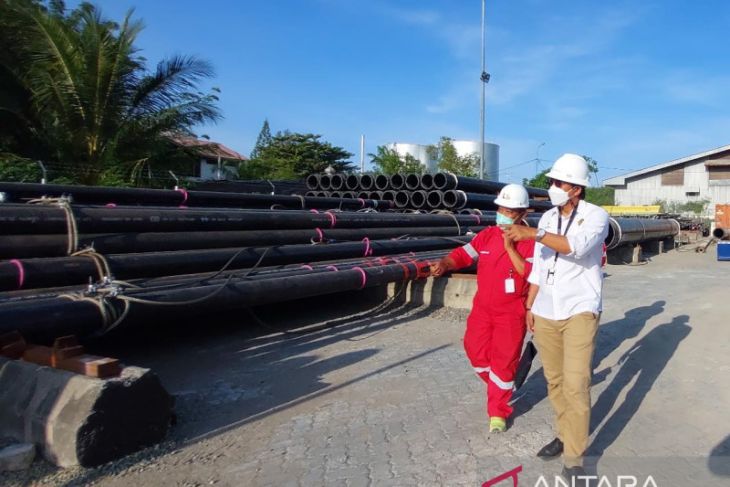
[607,244,643,265]
[0,357,173,467]
[0,443,35,471]
[387,273,477,310]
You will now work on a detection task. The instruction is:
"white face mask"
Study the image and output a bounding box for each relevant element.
[548,184,570,206]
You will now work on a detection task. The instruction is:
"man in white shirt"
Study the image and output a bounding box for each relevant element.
[503,153,609,483]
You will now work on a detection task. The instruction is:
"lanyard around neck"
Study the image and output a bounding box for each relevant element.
[552,205,579,264]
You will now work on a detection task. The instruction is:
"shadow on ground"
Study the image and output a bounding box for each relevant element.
[587,314,691,457]
[511,300,667,420]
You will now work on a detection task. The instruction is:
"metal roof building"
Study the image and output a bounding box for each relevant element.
[603,144,730,216]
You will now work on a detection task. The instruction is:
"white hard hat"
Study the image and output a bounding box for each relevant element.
[546,153,591,187]
[494,183,529,209]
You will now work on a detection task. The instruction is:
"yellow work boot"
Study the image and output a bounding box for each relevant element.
[489,417,507,433]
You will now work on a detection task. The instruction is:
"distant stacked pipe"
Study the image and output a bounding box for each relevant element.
[305,172,551,212]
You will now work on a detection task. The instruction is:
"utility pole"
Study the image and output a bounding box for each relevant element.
[360,135,365,173]
[479,0,490,180]
[536,142,545,176]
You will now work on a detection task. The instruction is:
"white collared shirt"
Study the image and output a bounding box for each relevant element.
[528,200,609,320]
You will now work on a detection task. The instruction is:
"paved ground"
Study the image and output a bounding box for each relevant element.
[3,245,730,486]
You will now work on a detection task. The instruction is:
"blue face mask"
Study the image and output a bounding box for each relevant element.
[496,213,514,225]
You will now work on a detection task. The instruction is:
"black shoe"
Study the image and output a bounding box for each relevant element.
[537,438,563,460]
[562,466,595,486]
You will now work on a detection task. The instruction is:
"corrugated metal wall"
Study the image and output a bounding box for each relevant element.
[612,157,730,215]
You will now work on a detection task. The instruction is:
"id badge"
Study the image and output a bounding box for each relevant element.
[546,269,555,286]
[504,278,515,294]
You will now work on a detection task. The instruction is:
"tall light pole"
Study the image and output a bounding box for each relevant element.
[479,0,490,180]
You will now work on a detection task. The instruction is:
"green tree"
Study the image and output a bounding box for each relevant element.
[429,137,478,177]
[581,155,600,186]
[249,132,354,179]
[585,187,615,206]
[523,169,550,189]
[0,0,221,185]
[369,145,425,175]
[250,119,272,159]
[524,155,601,189]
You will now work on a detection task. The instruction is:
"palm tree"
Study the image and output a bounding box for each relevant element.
[0,0,221,185]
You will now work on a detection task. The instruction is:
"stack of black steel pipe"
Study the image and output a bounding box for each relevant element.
[0,183,509,339]
[0,203,539,258]
[305,172,551,212]
[0,181,393,211]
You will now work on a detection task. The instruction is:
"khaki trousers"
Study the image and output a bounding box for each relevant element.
[533,312,599,468]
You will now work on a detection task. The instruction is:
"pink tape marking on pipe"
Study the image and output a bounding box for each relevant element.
[300,264,314,271]
[310,209,319,214]
[175,188,189,207]
[357,198,366,209]
[398,263,411,280]
[326,265,339,272]
[9,259,25,289]
[105,203,117,208]
[472,214,481,225]
[314,227,324,243]
[352,266,367,289]
[325,211,337,228]
[362,237,372,256]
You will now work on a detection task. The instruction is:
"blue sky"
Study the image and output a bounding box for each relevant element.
[72,1,730,184]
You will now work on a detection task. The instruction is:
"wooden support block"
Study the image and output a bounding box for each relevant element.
[57,356,121,379]
[20,344,121,379]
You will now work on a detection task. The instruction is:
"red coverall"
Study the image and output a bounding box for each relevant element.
[448,226,535,418]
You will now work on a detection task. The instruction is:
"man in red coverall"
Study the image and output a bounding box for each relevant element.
[432,184,535,432]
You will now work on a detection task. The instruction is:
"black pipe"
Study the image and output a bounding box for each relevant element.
[389,174,405,190]
[427,191,444,210]
[410,190,428,209]
[395,191,411,209]
[382,190,396,201]
[405,173,421,190]
[345,174,360,190]
[443,190,552,212]
[319,175,333,190]
[0,224,485,258]
[305,191,318,197]
[0,250,455,303]
[713,227,729,240]
[367,191,382,201]
[0,259,440,341]
[306,174,320,190]
[431,173,549,198]
[330,174,345,190]
[0,182,392,211]
[374,174,390,191]
[341,191,356,199]
[359,174,375,190]
[605,218,680,250]
[357,191,370,199]
[317,191,329,198]
[0,236,471,291]
[330,191,342,199]
[420,174,434,190]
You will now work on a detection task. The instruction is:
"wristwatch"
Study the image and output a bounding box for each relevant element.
[535,227,546,242]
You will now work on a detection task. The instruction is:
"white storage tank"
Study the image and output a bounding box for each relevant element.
[451,140,499,180]
[385,140,499,178]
